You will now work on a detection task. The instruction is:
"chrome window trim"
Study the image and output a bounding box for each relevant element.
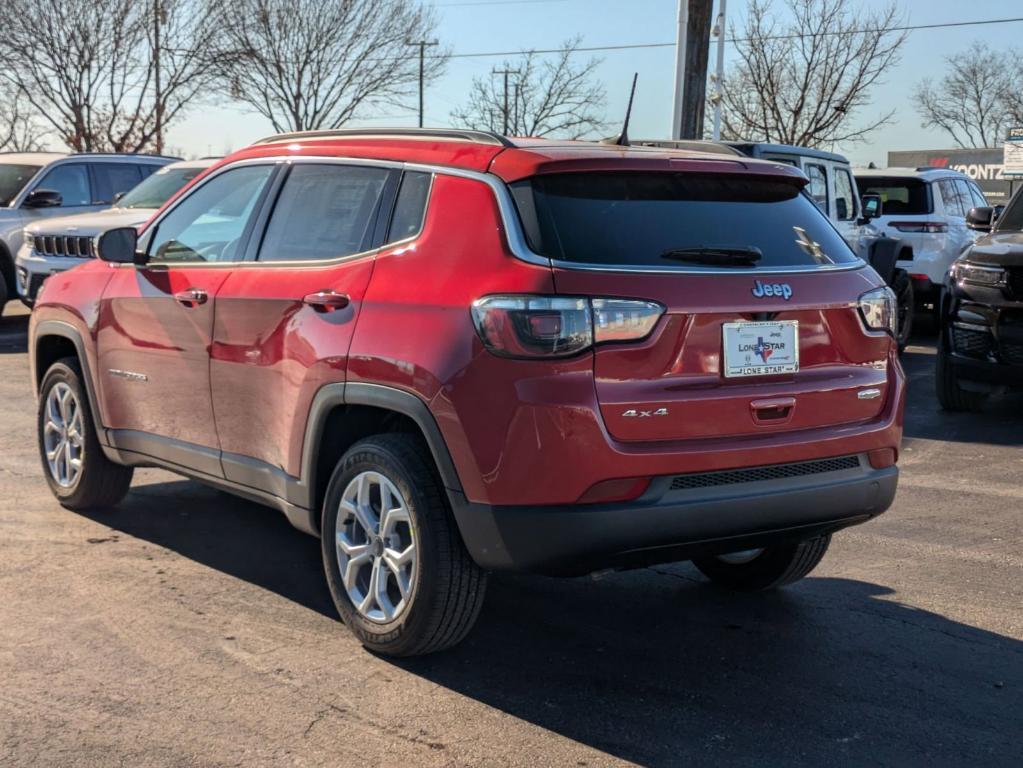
[132,154,868,276]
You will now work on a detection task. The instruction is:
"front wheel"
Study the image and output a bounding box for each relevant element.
[321,434,487,656]
[692,535,831,591]
[37,358,133,508]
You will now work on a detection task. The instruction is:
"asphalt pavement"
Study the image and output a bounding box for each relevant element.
[0,302,1020,767]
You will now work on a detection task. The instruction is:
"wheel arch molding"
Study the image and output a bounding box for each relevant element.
[32,320,107,446]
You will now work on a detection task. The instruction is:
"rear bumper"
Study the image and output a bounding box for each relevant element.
[452,455,897,573]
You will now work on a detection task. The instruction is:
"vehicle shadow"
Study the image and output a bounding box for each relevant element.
[901,342,1023,446]
[0,309,28,354]
[73,478,1023,766]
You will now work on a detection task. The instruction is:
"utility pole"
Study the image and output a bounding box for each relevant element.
[492,67,520,135]
[406,39,439,128]
[153,0,164,154]
[671,0,714,140]
[711,0,727,140]
[512,81,521,136]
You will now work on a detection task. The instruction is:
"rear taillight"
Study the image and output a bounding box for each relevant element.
[857,287,897,336]
[889,221,947,233]
[471,295,664,359]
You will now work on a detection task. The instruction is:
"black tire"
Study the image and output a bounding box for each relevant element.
[321,433,487,657]
[692,535,831,591]
[37,358,133,508]
[0,269,8,316]
[936,343,987,412]
[892,270,913,354]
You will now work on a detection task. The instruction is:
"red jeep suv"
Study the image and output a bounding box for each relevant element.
[29,129,904,656]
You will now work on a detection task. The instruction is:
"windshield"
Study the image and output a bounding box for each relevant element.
[510,172,859,269]
[0,164,42,206]
[855,177,932,216]
[117,166,204,209]
[996,191,1023,232]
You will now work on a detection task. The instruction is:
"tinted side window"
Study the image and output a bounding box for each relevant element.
[34,163,91,207]
[856,177,931,215]
[968,181,988,208]
[805,164,828,212]
[148,164,275,263]
[92,163,142,204]
[953,179,976,216]
[258,164,392,262]
[387,171,431,243]
[835,168,855,221]
[938,179,964,217]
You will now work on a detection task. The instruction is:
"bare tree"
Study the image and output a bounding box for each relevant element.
[452,38,607,138]
[914,44,1020,148]
[0,0,222,153]
[214,0,446,132]
[0,87,46,151]
[720,0,907,147]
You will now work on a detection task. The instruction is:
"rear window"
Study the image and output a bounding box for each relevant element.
[510,172,859,270]
[855,177,932,215]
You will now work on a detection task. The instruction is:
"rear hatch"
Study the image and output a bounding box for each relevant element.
[856,175,947,259]
[510,169,894,442]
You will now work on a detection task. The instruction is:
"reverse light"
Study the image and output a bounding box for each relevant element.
[471,295,665,359]
[858,286,897,336]
[952,261,1006,288]
[889,221,947,233]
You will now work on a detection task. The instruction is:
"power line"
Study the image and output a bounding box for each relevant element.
[437,0,569,6]
[434,15,1023,61]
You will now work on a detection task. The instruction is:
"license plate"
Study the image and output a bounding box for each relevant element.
[722,320,799,378]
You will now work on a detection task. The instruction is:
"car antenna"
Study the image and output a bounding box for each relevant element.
[602,73,638,147]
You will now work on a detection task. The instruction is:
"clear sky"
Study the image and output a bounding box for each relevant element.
[167,0,1023,166]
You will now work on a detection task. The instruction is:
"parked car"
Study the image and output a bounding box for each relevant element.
[15,158,218,305]
[855,167,990,313]
[0,151,178,314]
[29,129,904,656]
[643,141,912,349]
[936,193,1023,411]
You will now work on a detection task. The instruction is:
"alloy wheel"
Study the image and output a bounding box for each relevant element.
[43,382,84,488]
[335,471,417,623]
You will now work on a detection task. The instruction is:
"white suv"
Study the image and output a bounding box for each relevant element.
[15,158,216,305]
[0,152,177,313]
[855,167,989,306]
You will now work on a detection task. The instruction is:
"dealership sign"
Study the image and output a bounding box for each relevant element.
[888,147,1012,200]
[1003,127,1023,178]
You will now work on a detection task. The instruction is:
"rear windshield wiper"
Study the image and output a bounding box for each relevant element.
[660,246,763,267]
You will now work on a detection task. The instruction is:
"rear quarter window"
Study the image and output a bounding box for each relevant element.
[510,172,860,270]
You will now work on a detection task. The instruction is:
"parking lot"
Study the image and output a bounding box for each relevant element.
[0,301,1020,767]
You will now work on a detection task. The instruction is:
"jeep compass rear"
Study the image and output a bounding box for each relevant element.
[29,130,903,656]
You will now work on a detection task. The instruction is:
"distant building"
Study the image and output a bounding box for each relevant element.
[887,147,1013,202]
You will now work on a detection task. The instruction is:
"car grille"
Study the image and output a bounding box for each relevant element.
[1007,268,1023,300]
[669,455,861,491]
[952,326,993,357]
[33,234,94,259]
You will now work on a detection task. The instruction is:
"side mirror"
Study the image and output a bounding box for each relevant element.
[860,194,882,220]
[112,191,126,204]
[23,189,62,208]
[96,227,147,265]
[966,206,994,233]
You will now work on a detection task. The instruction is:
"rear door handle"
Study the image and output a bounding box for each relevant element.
[174,288,207,306]
[303,290,350,312]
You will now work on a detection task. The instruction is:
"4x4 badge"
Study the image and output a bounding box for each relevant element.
[622,408,669,418]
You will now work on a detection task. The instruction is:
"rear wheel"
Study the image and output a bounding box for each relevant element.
[321,433,487,656]
[936,343,988,412]
[37,358,133,508]
[692,535,831,591]
[891,270,913,353]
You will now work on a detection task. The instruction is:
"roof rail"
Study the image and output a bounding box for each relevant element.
[252,127,515,148]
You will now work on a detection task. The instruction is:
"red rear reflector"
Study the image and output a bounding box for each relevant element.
[868,448,897,469]
[576,477,650,504]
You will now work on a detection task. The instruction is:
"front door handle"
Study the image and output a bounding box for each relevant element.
[174,288,208,306]
[303,290,350,312]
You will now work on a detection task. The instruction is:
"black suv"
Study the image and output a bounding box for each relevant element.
[937,194,1023,410]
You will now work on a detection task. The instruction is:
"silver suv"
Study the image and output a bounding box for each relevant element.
[0,151,177,313]
[15,157,216,305]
